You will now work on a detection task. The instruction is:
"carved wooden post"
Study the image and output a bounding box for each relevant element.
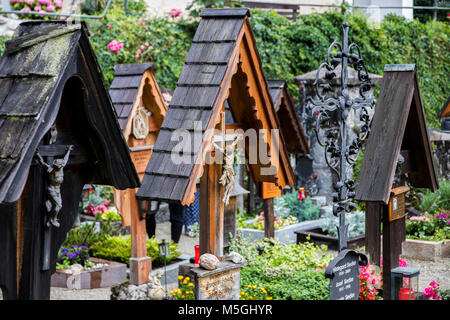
[129,189,151,285]
[199,159,224,257]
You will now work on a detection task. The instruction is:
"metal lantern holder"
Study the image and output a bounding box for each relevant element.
[158,239,170,298]
[391,267,420,300]
[307,19,376,252]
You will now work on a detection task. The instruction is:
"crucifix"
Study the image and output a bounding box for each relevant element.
[307,20,375,252]
[200,112,242,257]
[33,124,86,270]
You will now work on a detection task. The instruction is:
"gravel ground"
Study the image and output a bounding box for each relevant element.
[50,222,449,300]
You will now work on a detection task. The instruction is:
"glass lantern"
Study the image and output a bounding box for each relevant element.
[391,267,420,300]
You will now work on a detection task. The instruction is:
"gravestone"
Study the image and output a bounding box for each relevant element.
[325,249,368,300]
[179,261,242,300]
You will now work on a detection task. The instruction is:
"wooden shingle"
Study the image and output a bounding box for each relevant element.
[355,65,438,204]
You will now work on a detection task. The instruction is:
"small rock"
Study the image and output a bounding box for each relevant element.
[223,251,246,264]
[199,253,219,270]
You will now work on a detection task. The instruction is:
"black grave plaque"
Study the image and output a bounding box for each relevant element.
[325,249,368,300]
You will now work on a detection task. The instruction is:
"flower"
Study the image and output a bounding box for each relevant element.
[178,275,184,280]
[107,24,113,29]
[107,40,124,53]
[20,6,31,12]
[46,4,54,11]
[140,45,145,50]
[54,0,63,8]
[168,8,182,18]
[34,5,41,11]
[24,0,34,5]
[145,42,150,47]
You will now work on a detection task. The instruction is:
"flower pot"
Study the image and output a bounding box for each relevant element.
[401,238,449,262]
[51,257,127,289]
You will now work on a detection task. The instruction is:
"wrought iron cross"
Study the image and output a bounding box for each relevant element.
[307,20,375,251]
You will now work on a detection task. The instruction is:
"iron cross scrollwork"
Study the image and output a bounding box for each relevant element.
[307,20,376,251]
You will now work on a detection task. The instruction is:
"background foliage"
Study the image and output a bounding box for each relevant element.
[81,2,449,128]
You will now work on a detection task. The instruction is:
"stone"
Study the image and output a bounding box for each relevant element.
[223,251,246,264]
[199,253,219,270]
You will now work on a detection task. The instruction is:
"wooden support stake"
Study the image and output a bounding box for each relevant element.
[129,188,151,285]
[365,202,382,266]
[382,203,401,300]
[263,198,274,238]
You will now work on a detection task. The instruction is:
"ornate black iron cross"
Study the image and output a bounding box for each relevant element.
[307,20,375,251]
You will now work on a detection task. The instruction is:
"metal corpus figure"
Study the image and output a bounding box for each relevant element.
[307,20,375,251]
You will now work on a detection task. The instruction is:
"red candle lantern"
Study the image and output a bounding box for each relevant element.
[298,187,306,201]
[194,244,200,265]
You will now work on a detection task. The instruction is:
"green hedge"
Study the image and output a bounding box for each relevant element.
[84,4,448,128]
[1,2,447,129]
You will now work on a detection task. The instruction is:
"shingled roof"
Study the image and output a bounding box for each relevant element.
[355,65,438,203]
[0,21,140,204]
[268,80,310,154]
[136,8,295,205]
[109,63,156,131]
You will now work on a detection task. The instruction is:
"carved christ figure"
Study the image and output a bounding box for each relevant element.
[212,134,242,205]
[35,145,74,228]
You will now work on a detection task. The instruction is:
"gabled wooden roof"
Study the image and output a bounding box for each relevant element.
[136,8,295,205]
[268,80,310,154]
[109,63,167,139]
[0,21,140,204]
[355,65,438,204]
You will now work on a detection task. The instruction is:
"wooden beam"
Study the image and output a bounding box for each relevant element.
[263,198,274,238]
[199,160,224,256]
[129,188,151,285]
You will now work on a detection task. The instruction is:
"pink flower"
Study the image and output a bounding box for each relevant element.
[135,54,139,59]
[54,0,62,8]
[46,4,54,11]
[21,6,31,12]
[138,18,142,25]
[142,22,147,29]
[145,42,150,47]
[34,5,41,11]
[107,24,112,29]
[137,49,142,54]
[24,0,34,5]
[107,40,123,53]
[149,45,154,50]
[168,8,182,18]
[140,45,145,50]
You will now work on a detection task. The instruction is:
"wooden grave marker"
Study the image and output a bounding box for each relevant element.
[355,64,439,300]
[136,8,296,260]
[109,63,168,284]
[0,21,140,300]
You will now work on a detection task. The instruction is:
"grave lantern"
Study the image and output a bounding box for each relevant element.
[81,184,92,202]
[159,239,170,297]
[298,187,306,200]
[391,267,420,300]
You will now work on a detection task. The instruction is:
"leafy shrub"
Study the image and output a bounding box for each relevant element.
[276,192,320,222]
[0,36,10,57]
[238,212,299,230]
[86,0,195,88]
[56,245,94,270]
[228,236,332,300]
[90,235,180,267]
[320,209,366,238]
[406,209,449,241]
[63,213,121,248]
[419,179,450,214]
[9,0,63,19]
